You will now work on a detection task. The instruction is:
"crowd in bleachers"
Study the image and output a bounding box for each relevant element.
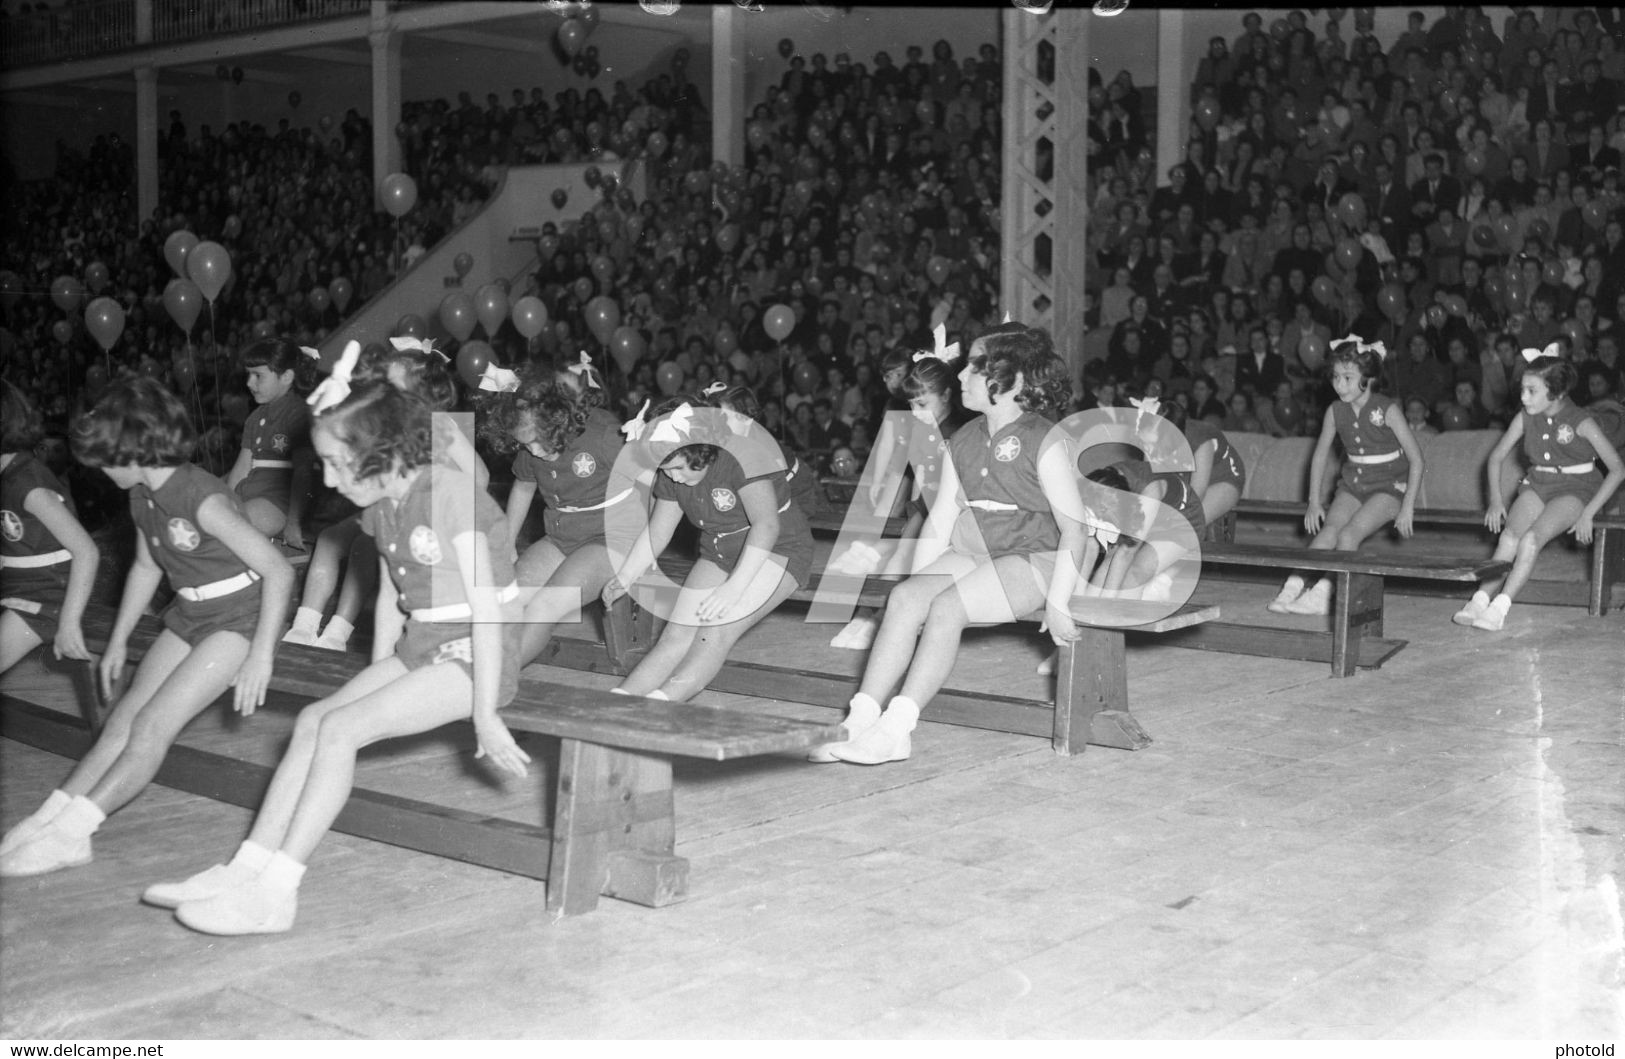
[1085,6,1625,449]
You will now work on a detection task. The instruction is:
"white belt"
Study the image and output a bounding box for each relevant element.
[555,487,633,514]
[410,581,520,621]
[713,499,792,537]
[1,550,71,569]
[966,498,1019,512]
[1347,450,1400,465]
[1532,462,1596,475]
[251,458,293,469]
[176,570,260,602]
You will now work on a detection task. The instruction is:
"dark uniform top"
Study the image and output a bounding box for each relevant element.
[511,407,627,553]
[236,390,309,511]
[652,447,814,587]
[947,411,1062,559]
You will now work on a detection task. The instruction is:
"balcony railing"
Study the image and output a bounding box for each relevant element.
[0,0,373,70]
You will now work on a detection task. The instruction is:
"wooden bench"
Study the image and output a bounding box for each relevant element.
[0,602,843,917]
[1208,500,1625,616]
[601,556,1219,756]
[1182,543,1509,678]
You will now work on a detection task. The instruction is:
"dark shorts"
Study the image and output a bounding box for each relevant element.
[161,584,263,646]
[395,618,522,708]
[703,529,813,591]
[1,566,70,641]
[1519,469,1604,505]
[1209,451,1246,493]
[1338,457,1410,503]
[236,469,292,514]
[541,508,610,557]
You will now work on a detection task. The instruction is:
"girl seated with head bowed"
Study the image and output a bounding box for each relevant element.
[224,338,321,545]
[150,360,528,935]
[601,394,815,702]
[478,352,630,667]
[815,322,1093,765]
[1267,335,1425,616]
[1,378,293,879]
[1454,345,1624,630]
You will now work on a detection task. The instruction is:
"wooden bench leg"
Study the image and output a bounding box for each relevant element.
[547,737,688,916]
[68,660,104,735]
[1332,572,1385,678]
[602,595,656,673]
[1591,527,1622,616]
[1052,627,1151,755]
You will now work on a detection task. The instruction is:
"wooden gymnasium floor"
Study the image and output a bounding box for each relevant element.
[1,538,1622,1039]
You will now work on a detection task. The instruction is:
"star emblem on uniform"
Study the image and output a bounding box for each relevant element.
[1556,424,1575,444]
[711,488,737,511]
[994,435,1022,462]
[409,525,443,565]
[572,452,596,477]
[167,518,201,552]
[1368,407,1385,427]
[272,433,290,453]
[0,509,23,542]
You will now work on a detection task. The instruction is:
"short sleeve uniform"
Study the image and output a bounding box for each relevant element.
[1183,418,1247,494]
[132,464,262,645]
[1121,459,1207,538]
[511,408,628,554]
[947,412,1061,560]
[1333,396,1410,500]
[1,453,76,639]
[1519,401,1605,503]
[236,391,309,512]
[360,462,522,706]
[906,406,975,518]
[651,449,814,588]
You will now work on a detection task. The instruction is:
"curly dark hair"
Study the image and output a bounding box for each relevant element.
[1329,340,1385,387]
[71,377,196,468]
[314,381,436,481]
[1,379,43,454]
[483,380,589,456]
[353,344,459,413]
[1523,356,1579,399]
[971,323,1068,420]
[240,337,320,396]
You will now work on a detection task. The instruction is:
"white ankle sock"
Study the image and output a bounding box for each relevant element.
[259,851,307,892]
[884,696,921,730]
[289,606,322,636]
[317,616,353,645]
[37,789,73,822]
[847,692,882,729]
[608,687,631,695]
[233,840,274,872]
[1277,574,1306,597]
[54,796,106,838]
[1488,593,1511,614]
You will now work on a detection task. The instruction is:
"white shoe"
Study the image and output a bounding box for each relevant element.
[0,825,92,878]
[1036,650,1057,676]
[282,627,317,646]
[0,795,68,857]
[1452,591,1490,627]
[1266,586,1301,614]
[1283,584,1331,615]
[143,860,262,910]
[1471,597,1510,632]
[312,632,350,652]
[176,879,297,936]
[828,716,912,765]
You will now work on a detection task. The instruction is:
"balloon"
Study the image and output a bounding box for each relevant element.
[1334,238,1362,271]
[456,340,493,390]
[308,286,331,313]
[1464,149,1486,175]
[51,275,85,314]
[1483,270,1506,298]
[1338,192,1366,227]
[223,214,242,238]
[558,18,587,58]
[439,291,476,342]
[1472,223,1497,249]
[186,241,231,302]
[609,325,645,373]
[253,319,277,340]
[927,257,950,286]
[1444,294,1468,317]
[1195,98,1220,130]
[792,360,819,392]
[1426,304,1447,329]
[1377,285,1406,320]
[164,278,203,333]
[51,320,72,345]
[1494,215,1516,244]
[552,188,569,210]
[83,297,125,352]
[84,261,109,293]
[656,361,683,395]
[572,276,593,302]
[591,254,614,285]
[876,265,897,293]
[763,303,795,342]
[646,131,668,159]
[380,172,418,218]
[584,166,601,189]
[511,296,548,339]
[715,224,739,254]
[1440,403,1469,431]
[84,363,107,393]
[1311,275,1336,305]
[1300,332,1328,371]
[714,328,738,356]
[580,4,600,32]
[1526,218,1552,244]
[329,277,353,313]
[395,313,427,340]
[474,283,509,336]
[453,251,474,278]
[164,230,198,277]
[585,295,621,344]
[1583,201,1607,229]
[1542,259,1565,286]
[778,37,794,59]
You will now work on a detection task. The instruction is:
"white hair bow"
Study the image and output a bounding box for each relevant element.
[298,345,321,362]
[648,402,695,445]
[566,351,600,389]
[478,363,520,393]
[702,380,728,396]
[912,322,961,363]
[1129,396,1161,426]
[620,398,652,441]
[1341,333,1388,360]
[390,335,449,363]
[1522,342,1561,363]
[308,340,361,414]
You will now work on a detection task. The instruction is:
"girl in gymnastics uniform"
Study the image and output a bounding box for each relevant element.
[0,379,293,877]
[1454,352,1623,630]
[153,380,527,935]
[226,339,318,543]
[1160,396,1248,527]
[712,382,828,524]
[821,323,1091,765]
[602,396,814,702]
[0,379,99,677]
[1267,338,1424,615]
[483,356,629,667]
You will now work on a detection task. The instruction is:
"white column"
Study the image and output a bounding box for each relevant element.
[710,3,744,167]
[1155,9,1187,181]
[370,28,403,201]
[134,65,159,225]
[133,0,151,43]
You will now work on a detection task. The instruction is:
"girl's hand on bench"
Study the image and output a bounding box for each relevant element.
[1484,503,1506,535]
[1041,603,1080,646]
[1574,512,1595,545]
[53,622,91,663]
[602,575,629,606]
[1303,503,1326,535]
[231,653,273,716]
[99,642,127,700]
[475,713,530,778]
[1396,503,1416,539]
[696,583,744,624]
